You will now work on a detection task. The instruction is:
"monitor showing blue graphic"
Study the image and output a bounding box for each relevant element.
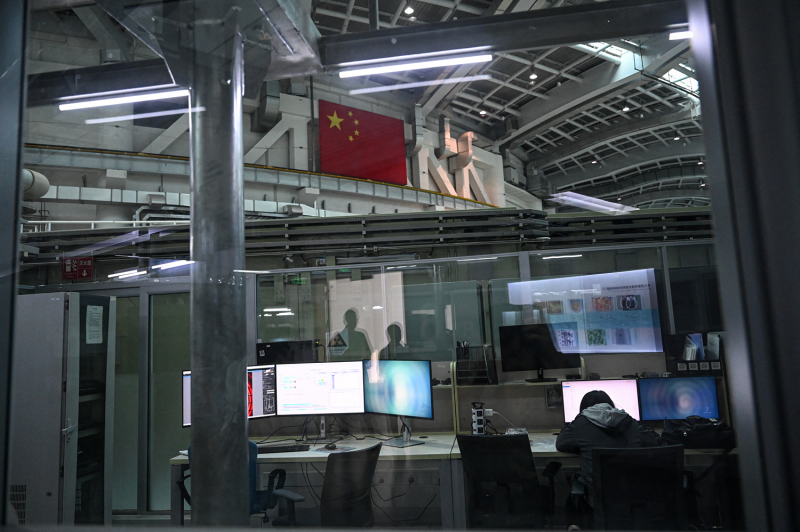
[639,376,719,420]
[276,361,364,416]
[363,360,433,419]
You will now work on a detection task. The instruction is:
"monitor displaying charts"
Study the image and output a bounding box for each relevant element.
[561,379,641,423]
[639,376,719,420]
[182,365,277,427]
[276,361,365,416]
[363,360,433,419]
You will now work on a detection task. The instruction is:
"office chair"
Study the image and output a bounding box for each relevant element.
[456,434,562,528]
[592,445,686,530]
[176,441,305,525]
[319,443,382,527]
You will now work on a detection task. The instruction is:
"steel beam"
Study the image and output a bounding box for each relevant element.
[26,58,174,107]
[319,0,687,68]
[0,0,27,525]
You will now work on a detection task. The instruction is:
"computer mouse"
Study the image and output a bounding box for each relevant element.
[325,443,337,450]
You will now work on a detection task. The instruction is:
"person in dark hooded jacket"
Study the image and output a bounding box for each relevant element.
[556,390,659,503]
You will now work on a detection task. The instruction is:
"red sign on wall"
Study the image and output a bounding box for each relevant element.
[62,257,94,281]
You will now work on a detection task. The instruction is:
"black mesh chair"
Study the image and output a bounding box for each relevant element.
[592,445,686,530]
[319,443,382,527]
[177,441,304,525]
[457,434,562,528]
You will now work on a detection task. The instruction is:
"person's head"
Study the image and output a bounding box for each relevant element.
[579,390,614,412]
[386,323,402,343]
[344,309,358,328]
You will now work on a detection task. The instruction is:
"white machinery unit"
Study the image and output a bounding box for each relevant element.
[8,293,116,525]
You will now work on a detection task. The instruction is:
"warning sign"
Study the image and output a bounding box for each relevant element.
[328,330,348,357]
[62,257,94,281]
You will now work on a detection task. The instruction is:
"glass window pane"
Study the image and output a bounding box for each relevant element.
[148,293,190,511]
[112,296,140,511]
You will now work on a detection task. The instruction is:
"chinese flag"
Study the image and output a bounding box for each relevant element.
[319,100,407,185]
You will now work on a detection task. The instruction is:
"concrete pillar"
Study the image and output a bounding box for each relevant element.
[188,1,249,526]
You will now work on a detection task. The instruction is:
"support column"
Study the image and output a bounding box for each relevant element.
[0,0,26,525]
[188,2,249,526]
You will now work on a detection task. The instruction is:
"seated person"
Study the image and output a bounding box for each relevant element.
[556,390,658,507]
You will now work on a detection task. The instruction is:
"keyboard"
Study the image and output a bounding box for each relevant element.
[257,443,310,454]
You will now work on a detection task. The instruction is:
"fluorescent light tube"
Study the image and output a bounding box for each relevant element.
[669,31,693,40]
[108,269,140,278]
[349,75,491,95]
[276,312,294,316]
[152,260,195,270]
[457,257,498,262]
[542,255,583,260]
[85,107,204,125]
[339,54,492,78]
[59,89,190,111]
[117,270,148,278]
[263,307,292,312]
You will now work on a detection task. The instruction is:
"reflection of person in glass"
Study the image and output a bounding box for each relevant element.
[341,309,373,359]
[379,324,406,360]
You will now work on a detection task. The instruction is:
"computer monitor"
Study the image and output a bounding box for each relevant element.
[362,360,434,419]
[639,376,720,420]
[275,361,364,416]
[499,324,581,380]
[561,379,641,423]
[182,365,277,427]
[256,340,318,365]
[247,365,277,419]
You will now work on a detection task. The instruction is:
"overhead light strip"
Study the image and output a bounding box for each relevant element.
[85,107,205,125]
[59,89,190,111]
[542,255,583,260]
[337,46,491,68]
[669,31,693,40]
[349,75,492,95]
[339,54,492,78]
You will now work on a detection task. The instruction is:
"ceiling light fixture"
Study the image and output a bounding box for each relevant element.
[549,191,638,215]
[348,74,491,95]
[542,254,583,260]
[698,161,704,165]
[479,110,487,116]
[700,182,706,187]
[263,307,292,312]
[529,72,538,80]
[276,312,294,316]
[669,31,693,40]
[85,107,205,125]
[404,6,414,14]
[152,259,195,270]
[59,89,190,111]
[674,136,680,140]
[622,106,630,112]
[409,16,416,21]
[338,53,492,78]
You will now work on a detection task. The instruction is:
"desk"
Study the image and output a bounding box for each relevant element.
[449,432,735,529]
[169,434,457,527]
[170,433,734,528]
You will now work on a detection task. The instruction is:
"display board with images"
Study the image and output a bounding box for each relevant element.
[507,268,663,354]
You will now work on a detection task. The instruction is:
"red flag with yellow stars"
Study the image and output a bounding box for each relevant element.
[318,100,407,185]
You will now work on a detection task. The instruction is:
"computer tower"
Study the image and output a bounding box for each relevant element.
[8,293,116,525]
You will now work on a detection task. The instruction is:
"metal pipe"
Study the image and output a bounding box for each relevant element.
[368,0,379,31]
[188,2,249,526]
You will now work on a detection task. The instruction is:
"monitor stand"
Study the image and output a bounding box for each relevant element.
[383,417,425,448]
[525,368,558,383]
